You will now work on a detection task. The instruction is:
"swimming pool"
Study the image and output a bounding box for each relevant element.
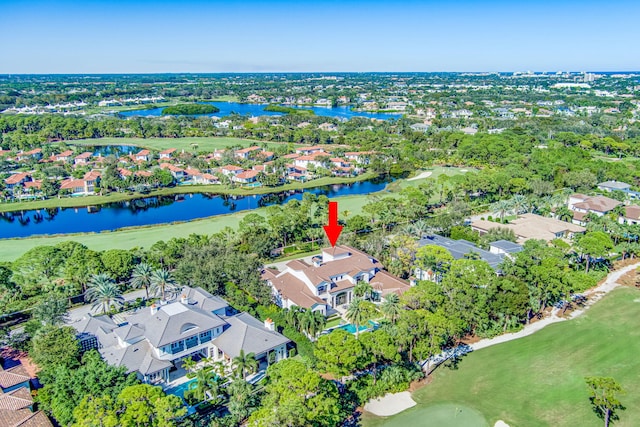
[336,320,377,334]
[164,378,196,400]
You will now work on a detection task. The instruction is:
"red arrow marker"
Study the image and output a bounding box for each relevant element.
[323,201,343,247]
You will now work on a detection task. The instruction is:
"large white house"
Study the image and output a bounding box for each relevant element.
[70,287,290,384]
[262,245,410,315]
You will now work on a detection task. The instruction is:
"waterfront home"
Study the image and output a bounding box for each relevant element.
[263,245,410,315]
[4,172,31,189]
[74,152,93,165]
[59,171,100,195]
[233,170,259,184]
[220,165,244,177]
[70,287,291,384]
[52,150,74,163]
[160,163,186,180]
[191,172,219,185]
[134,149,151,162]
[159,148,177,159]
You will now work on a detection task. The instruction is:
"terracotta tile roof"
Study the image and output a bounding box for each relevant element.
[23,181,42,190]
[236,170,259,180]
[59,179,85,190]
[83,170,101,181]
[283,153,300,159]
[159,148,177,154]
[136,150,150,156]
[135,171,152,177]
[5,173,30,185]
[221,165,243,171]
[235,146,262,154]
[74,152,92,160]
[55,150,73,158]
[24,149,42,156]
[118,168,133,177]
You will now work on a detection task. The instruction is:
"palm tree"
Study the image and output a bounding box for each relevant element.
[130,263,153,299]
[490,199,513,223]
[346,298,370,339]
[354,281,374,300]
[150,268,176,301]
[380,293,401,323]
[300,309,326,339]
[191,368,220,403]
[182,356,197,374]
[86,273,124,314]
[232,350,258,380]
[510,194,529,215]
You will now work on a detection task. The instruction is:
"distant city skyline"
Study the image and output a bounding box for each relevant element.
[2,0,639,74]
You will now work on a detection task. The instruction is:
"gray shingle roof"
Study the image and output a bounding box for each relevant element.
[418,235,505,269]
[100,339,171,375]
[182,287,229,313]
[127,302,227,348]
[212,313,290,359]
[489,240,523,253]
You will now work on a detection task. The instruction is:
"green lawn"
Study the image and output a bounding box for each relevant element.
[363,286,640,427]
[71,137,299,152]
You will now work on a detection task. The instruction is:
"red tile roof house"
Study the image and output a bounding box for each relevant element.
[219,165,244,177]
[4,172,32,189]
[295,147,325,155]
[16,149,42,162]
[59,171,101,195]
[262,245,410,316]
[134,149,151,162]
[232,170,259,184]
[118,168,133,179]
[159,148,177,159]
[159,163,186,180]
[73,152,93,165]
[234,146,263,160]
[192,172,219,185]
[53,150,74,163]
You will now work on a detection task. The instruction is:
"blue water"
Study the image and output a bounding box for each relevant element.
[165,378,196,399]
[118,102,402,121]
[337,320,377,334]
[91,145,139,157]
[0,177,392,238]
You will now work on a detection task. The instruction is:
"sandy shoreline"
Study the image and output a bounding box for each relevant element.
[407,171,433,181]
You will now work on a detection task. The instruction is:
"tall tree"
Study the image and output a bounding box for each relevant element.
[86,273,123,314]
[150,268,177,301]
[585,376,625,427]
[345,298,376,339]
[233,349,258,380]
[380,292,402,323]
[130,262,153,299]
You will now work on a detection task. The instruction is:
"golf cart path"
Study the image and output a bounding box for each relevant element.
[471,262,640,351]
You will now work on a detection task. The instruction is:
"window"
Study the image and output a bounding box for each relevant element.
[185,336,199,349]
[199,330,212,343]
[170,341,184,354]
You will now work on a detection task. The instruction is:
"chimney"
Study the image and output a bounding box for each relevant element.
[264,318,275,332]
[150,304,158,315]
[180,294,188,304]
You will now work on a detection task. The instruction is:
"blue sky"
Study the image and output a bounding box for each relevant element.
[1,0,639,73]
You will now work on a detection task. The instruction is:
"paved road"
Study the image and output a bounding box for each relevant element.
[66,289,148,322]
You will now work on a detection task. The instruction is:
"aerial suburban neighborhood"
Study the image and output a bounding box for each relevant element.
[1,1,640,427]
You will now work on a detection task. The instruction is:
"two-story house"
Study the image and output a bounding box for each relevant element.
[70,287,290,384]
[263,246,410,315]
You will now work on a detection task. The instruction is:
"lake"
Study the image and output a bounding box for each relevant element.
[118,102,402,121]
[0,178,391,238]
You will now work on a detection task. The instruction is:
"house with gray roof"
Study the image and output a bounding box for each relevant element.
[414,235,521,282]
[69,286,291,384]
